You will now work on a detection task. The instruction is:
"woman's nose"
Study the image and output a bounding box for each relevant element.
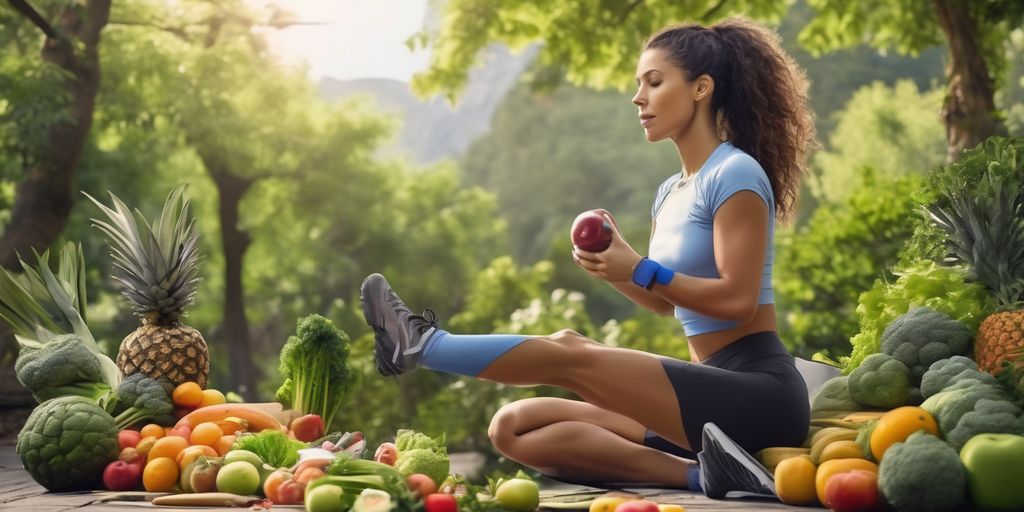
[632,92,645,107]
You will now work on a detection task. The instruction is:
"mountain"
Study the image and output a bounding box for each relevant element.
[318,45,536,165]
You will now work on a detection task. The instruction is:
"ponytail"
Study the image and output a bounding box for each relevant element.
[646,17,817,223]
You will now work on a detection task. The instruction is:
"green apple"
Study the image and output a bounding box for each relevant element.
[306,484,346,512]
[223,449,264,467]
[495,478,540,512]
[216,461,260,495]
[960,433,1024,511]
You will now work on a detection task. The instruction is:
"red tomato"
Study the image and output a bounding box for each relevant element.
[824,470,883,512]
[425,493,458,512]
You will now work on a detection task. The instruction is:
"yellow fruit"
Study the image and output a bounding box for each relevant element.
[143,457,180,492]
[189,422,224,446]
[657,505,685,512]
[148,435,189,463]
[819,440,864,463]
[140,423,165,439]
[175,444,218,470]
[589,495,636,512]
[815,458,878,505]
[755,447,810,473]
[870,406,939,461]
[810,429,858,463]
[199,389,226,407]
[775,455,818,506]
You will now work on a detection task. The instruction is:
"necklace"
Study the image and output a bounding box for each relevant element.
[675,172,697,190]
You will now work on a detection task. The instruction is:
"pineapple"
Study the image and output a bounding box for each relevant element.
[85,185,209,388]
[926,138,1024,376]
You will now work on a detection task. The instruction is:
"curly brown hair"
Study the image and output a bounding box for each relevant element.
[646,16,817,223]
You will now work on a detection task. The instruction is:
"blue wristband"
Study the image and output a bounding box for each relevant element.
[632,258,674,290]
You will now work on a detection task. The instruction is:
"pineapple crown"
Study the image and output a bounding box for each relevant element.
[84,185,202,320]
[925,137,1024,309]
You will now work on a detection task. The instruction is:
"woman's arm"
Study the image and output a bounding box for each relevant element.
[575,192,768,322]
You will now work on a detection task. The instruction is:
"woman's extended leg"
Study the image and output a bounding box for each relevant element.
[487,397,694,487]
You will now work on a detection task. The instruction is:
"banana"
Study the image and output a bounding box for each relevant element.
[842,411,887,423]
[818,439,865,463]
[810,426,856,448]
[754,447,811,472]
[810,429,859,464]
[810,418,862,429]
[802,426,823,448]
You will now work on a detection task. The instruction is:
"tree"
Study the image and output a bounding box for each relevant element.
[0,0,111,268]
[410,0,1023,160]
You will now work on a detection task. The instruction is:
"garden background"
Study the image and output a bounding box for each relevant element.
[1,0,1022,471]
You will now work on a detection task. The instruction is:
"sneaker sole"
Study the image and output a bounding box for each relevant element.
[360,273,402,376]
[699,423,776,499]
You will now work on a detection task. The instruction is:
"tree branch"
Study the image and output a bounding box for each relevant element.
[6,0,58,39]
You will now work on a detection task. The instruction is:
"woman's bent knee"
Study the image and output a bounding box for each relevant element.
[488,404,519,453]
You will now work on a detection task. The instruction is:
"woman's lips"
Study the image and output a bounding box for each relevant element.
[641,116,655,127]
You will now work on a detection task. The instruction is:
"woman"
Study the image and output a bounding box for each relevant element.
[360,16,816,497]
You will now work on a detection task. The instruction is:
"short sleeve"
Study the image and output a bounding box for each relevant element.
[705,154,773,217]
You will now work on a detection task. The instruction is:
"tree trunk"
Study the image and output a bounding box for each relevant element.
[0,0,111,269]
[208,166,259,401]
[933,0,1007,162]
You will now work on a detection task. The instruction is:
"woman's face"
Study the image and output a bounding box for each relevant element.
[632,48,701,143]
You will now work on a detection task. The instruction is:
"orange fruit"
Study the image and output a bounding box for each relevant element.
[172,382,203,407]
[869,406,939,461]
[143,457,179,492]
[213,435,236,456]
[774,455,818,505]
[190,422,224,447]
[176,444,218,470]
[199,389,226,407]
[148,435,189,463]
[140,423,165,439]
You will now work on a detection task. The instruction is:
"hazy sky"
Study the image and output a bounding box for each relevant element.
[252,0,432,82]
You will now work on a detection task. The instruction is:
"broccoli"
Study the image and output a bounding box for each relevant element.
[880,307,972,383]
[811,376,861,419]
[848,353,912,409]
[944,398,1024,451]
[921,378,1010,434]
[878,431,967,512]
[275,314,358,430]
[14,334,113,403]
[920,355,996,399]
[394,429,450,486]
[111,373,173,429]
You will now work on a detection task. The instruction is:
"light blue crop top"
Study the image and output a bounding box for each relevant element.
[648,141,775,337]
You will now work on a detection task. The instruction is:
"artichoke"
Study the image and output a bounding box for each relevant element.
[16,396,119,491]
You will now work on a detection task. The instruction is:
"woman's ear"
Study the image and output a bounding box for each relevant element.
[694,74,714,101]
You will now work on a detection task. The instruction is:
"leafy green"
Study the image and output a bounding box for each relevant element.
[394,429,450,486]
[274,314,358,429]
[842,261,994,374]
[110,373,174,430]
[231,429,306,468]
[848,353,912,409]
[879,307,973,382]
[878,432,967,512]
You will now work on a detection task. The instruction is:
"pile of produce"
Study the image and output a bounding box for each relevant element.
[759,138,1024,512]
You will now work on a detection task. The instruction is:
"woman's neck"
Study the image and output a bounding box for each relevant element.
[673,112,723,178]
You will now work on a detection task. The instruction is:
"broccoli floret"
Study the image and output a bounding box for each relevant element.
[945,398,1024,451]
[14,334,113,403]
[111,373,173,429]
[810,376,867,418]
[921,378,1009,434]
[920,355,996,399]
[395,448,450,486]
[878,432,967,512]
[395,429,446,453]
[849,353,912,408]
[275,314,358,430]
[880,307,972,383]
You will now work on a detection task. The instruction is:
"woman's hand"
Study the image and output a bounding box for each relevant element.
[573,210,643,283]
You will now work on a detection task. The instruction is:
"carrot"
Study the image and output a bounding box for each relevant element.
[174,404,285,432]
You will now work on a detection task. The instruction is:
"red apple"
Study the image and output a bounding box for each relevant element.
[277,480,306,505]
[571,211,613,252]
[289,414,325,442]
[614,500,659,512]
[824,470,883,512]
[424,493,458,512]
[118,429,142,450]
[103,460,143,491]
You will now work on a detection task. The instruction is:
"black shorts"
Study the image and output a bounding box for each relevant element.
[643,331,810,459]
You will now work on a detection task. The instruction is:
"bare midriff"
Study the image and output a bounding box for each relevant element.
[685,303,778,363]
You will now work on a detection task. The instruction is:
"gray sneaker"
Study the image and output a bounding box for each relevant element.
[697,422,776,500]
[360,273,441,376]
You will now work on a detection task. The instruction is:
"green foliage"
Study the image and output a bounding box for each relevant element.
[843,261,995,375]
[232,429,307,468]
[275,314,358,430]
[809,80,945,204]
[775,170,923,357]
[448,257,552,334]
[410,0,788,100]
[598,310,690,361]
